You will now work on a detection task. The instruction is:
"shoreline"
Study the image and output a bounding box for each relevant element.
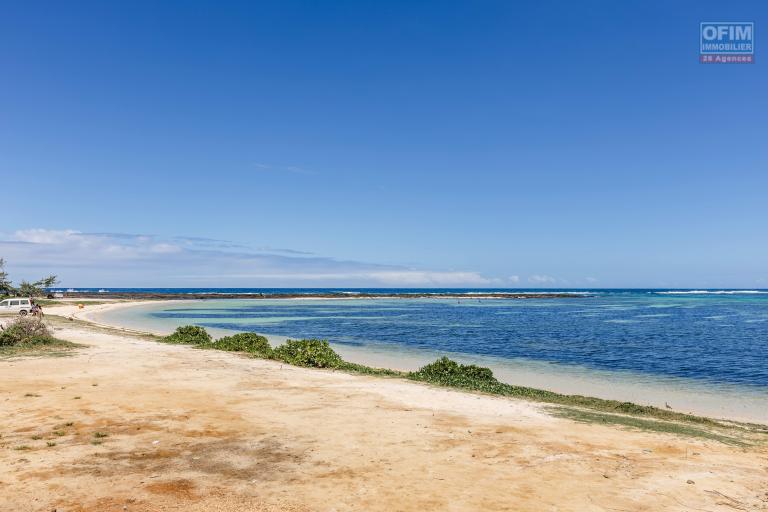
[51,291,590,300]
[66,300,768,424]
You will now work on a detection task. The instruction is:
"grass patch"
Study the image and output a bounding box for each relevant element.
[13,445,30,451]
[93,431,108,438]
[46,441,56,447]
[549,407,749,446]
[337,360,403,377]
[0,343,79,359]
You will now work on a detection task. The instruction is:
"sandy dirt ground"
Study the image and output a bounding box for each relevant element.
[1,303,767,511]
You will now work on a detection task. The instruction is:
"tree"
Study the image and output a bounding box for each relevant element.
[0,259,14,296]
[0,259,59,297]
[17,276,59,297]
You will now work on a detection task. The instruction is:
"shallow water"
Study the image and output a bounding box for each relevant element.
[93,289,768,421]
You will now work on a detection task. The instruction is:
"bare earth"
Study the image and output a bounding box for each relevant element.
[1,303,767,511]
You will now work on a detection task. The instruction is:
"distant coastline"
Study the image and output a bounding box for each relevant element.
[55,290,589,300]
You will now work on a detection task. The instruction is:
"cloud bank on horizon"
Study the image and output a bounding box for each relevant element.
[0,229,525,288]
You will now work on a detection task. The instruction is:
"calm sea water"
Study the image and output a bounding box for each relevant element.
[88,288,768,390]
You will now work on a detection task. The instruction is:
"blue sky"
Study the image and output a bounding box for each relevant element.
[1,1,766,288]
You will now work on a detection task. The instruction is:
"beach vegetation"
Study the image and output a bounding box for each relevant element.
[214,332,272,357]
[336,360,402,376]
[549,407,748,446]
[404,357,768,439]
[0,317,57,346]
[17,276,59,298]
[46,441,56,447]
[409,357,498,389]
[272,338,343,368]
[163,325,212,345]
[0,317,76,358]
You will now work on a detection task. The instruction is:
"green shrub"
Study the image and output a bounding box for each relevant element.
[0,317,56,346]
[272,339,343,368]
[214,332,272,356]
[408,357,500,391]
[163,325,212,345]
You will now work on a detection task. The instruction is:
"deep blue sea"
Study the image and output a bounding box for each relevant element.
[82,288,768,389]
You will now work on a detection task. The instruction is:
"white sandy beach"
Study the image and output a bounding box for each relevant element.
[0,301,766,511]
[82,300,768,424]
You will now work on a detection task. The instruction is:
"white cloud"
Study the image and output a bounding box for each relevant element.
[0,229,498,287]
[528,274,557,284]
[508,275,520,284]
[14,229,80,244]
[174,271,496,286]
[365,271,497,286]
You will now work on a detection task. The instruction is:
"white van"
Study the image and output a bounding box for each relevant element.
[0,298,33,315]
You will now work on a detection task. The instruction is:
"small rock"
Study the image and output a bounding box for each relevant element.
[687,480,695,485]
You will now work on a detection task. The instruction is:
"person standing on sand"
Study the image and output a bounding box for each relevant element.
[30,301,44,318]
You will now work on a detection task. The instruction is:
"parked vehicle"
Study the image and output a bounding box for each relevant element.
[0,298,33,315]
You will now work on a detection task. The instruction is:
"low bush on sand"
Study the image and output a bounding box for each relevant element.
[0,317,58,346]
[163,325,212,345]
[272,338,343,368]
[214,332,272,357]
[408,356,499,391]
